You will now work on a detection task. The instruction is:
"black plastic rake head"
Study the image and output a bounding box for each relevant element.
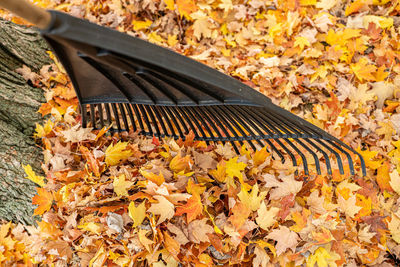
[38,11,366,176]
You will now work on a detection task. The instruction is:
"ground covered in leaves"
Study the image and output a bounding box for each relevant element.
[1,0,400,266]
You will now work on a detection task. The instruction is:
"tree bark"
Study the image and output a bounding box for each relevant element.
[0,19,50,225]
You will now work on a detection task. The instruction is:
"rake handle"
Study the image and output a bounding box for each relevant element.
[0,0,51,29]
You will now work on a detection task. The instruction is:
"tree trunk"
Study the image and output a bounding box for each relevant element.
[0,19,50,225]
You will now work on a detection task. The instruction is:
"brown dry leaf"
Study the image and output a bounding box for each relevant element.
[266,226,299,256]
[188,218,213,243]
[147,195,175,225]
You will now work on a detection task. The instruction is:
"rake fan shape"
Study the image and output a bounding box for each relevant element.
[41,11,366,176]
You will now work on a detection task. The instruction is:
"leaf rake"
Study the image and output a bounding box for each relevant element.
[0,0,367,176]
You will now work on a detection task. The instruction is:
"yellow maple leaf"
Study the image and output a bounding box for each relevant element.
[167,34,179,47]
[300,0,317,5]
[169,153,192,173]
[163,0,175,10]
[113,174,134,197]
[148,32,165,45]
[238,183,268,211]
[176,0,197,20]
[345,0,367,16]
[294,36,310,51]
[350,57,377,82]
[138,229,155,252]
[140,170,165,186]
[256,202,279,230]
[78,222,102,235]
[306,245,341,267]
[105,141,133,166]
[363,15,393,29]
[128,201,146,227]
[253,146,270,167]
[23,164,45,187]
[34,119,54,139]
[225,157,246,180]
[132,20,153,31]
[356,147,382,170]
[209,161,226,183]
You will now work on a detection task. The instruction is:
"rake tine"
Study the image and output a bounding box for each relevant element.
[180,107,206,140]
[189,106,216,144]
[325,140,357,175]
[181,106,208,144]
[314,139,345,175]
[204,106,239,154]
[157,106,177,138]
[263,109,343,175]
[255,108,322,174]
[132,104,144,133]
[151,105,169,137]
[97,104,104,128]
[225,105,264,149]
[138,104,153,135]
[125,103,137,132]
[209,106,244,150]
[198,106,226,147]
[301,139,332,175]
[240,106,307,174]
[171,106,190,135]
[264,106,362,175]
[144,105,161,137]
[118,103,130,131]
[163,106,184,138]
[111,103,122,132]
[263,109,333,174]
[230,105,297,165]
[81,104,87,128]
[104,103,113,129]
[217,106,257,151]
[239,107,286,163]
[90,104,96,129]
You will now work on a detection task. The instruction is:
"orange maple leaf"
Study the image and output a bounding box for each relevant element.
[175,194,203,223]
[80,146,102,177]
[229,202,251,230]
[176,0,197,20]
[169,153,193,173]
[32,188,54,215]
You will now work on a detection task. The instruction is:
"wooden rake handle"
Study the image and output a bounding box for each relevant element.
[0,0,52,29]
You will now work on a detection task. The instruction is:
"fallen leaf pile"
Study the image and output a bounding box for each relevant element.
[1,0,400,266]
